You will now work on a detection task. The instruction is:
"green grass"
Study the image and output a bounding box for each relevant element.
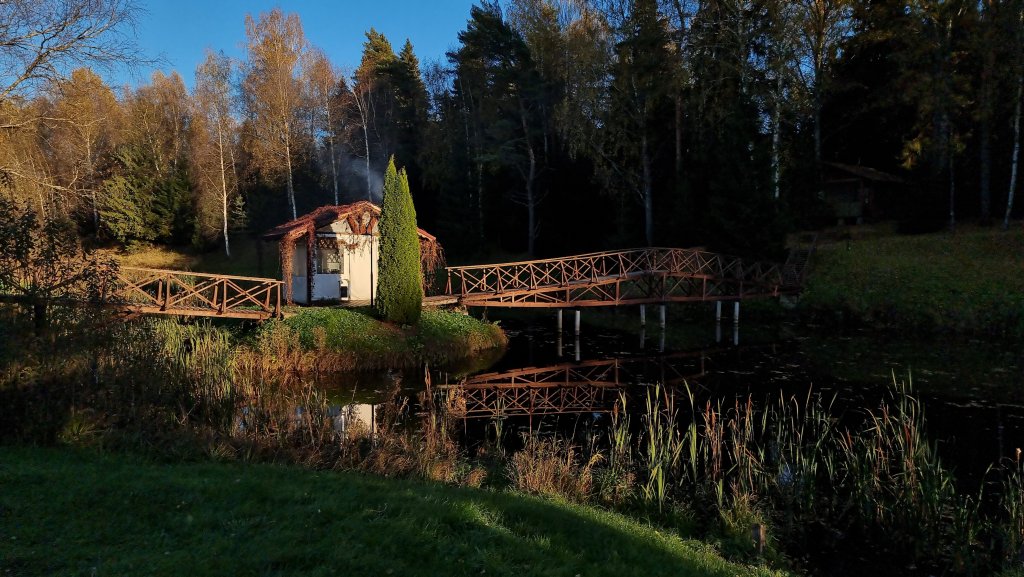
[105,236,274,278]
[800,226,1024,337]
[260,307,507,371]
[0,446,785,577]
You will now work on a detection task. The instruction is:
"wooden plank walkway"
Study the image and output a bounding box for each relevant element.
[443,247,803,308]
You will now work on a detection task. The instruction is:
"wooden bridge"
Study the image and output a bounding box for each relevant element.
[1,266,283,321]
[437,351,713,419]
[2,243,810,321]
[442,247,807,308]
[98,267,283,320]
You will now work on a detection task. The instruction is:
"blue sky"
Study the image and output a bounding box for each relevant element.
[113,1,479,88]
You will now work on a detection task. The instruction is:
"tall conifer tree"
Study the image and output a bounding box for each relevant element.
[375,156,422,324]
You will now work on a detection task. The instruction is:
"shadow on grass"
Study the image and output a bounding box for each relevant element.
[0,446,782,577]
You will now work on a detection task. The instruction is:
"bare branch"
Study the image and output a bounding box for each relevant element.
[0,0,147,101]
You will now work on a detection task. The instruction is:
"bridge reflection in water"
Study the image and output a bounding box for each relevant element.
[436,350,721,420]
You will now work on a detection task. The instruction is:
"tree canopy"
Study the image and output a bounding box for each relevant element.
[1,1,1023,261]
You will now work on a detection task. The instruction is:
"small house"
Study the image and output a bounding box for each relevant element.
[261,201,443,305]
[822,162,903,224]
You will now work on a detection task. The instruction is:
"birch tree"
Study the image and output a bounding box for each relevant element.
[46,67,121,230]
[305,48,342,205]
[794,0,852,193]
[191,50,237,255]
[596,0,674,246]
[241,8,309,220]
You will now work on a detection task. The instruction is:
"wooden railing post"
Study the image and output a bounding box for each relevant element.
[218,278,226,314]
[158,275,167,311]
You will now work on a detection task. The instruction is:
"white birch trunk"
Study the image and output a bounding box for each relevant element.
[284,122,296,220]
[641,131,653,246]
[1006,68,1023,230]
[520,102,537,256]
[217,120,230,257]
[772,72,782,201]
[327,103,338,205]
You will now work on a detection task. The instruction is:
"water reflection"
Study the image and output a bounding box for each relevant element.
[327,403,379,436]
[304,314,1024,483]
[439,351,713,419]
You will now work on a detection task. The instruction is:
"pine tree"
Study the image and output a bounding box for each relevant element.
[375,156,422,325]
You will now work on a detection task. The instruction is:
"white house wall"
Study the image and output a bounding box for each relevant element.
[290,226,380,303]
[340,234,378,302]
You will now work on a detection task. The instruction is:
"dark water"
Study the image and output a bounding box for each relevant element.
[318,308,1024,484]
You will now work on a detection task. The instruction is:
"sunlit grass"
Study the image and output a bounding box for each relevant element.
[0,446,787,577]
[100,236,274,278]
[250,307,507,372]
[802,226,1024,336]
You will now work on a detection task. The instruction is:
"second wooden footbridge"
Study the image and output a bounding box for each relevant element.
[437,246,810,308]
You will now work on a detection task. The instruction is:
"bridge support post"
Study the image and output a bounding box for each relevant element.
[716,301,722,321]
[574,309,581,336]
[639,305,646,326]
[557,309,563,332]
[733,301,740,325]
[659,304,666,329]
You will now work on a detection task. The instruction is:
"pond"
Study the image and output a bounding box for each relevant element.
[312,306,1024,575]
[320,308,1024,480]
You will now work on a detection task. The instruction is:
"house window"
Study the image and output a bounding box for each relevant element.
[316,240,343,274]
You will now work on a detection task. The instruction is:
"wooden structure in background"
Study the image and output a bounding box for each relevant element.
[101,267,282,320]
[822,162,903,224]
[437,352,712,418]
[444,247,799,308]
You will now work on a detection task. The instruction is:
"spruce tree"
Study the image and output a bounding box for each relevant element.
[375,156,422,324]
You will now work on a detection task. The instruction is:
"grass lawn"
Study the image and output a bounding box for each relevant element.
[0,446,785,577]
[258,307,507,372]
[106,236,273,278]
[800,225,1024,336]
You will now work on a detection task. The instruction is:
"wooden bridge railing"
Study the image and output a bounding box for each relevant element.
[438,352,710,418]
[101,267,283,320]
[444,247,797,307]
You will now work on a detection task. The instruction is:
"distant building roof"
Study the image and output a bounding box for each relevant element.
[823,162,903,184]
[261,200,436,242]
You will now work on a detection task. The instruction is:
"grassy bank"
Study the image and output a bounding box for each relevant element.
[252,307,507,373]
[0,446,783,577]
[800,225,1024,337]
[103,236,271,277]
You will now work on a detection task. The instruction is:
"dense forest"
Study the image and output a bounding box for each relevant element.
[2,0,1023,263]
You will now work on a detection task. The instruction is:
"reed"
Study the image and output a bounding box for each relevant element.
[639,383,683,511]
[507,434,603,501]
